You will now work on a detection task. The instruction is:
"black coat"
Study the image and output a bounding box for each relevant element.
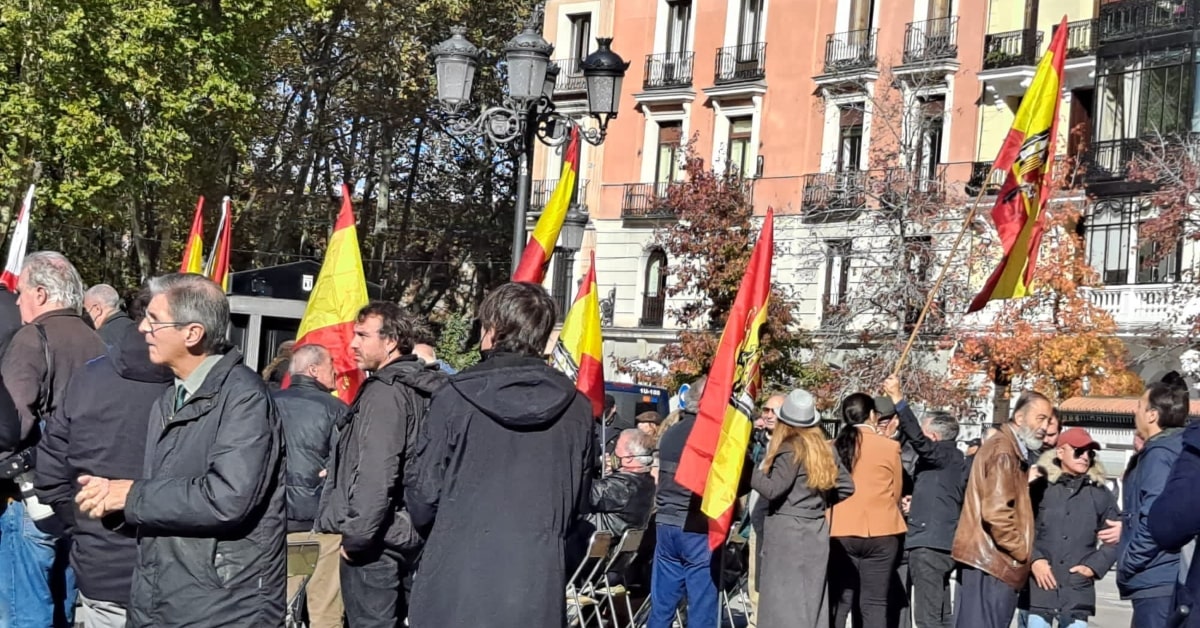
[316,355,447,557]
[121,349,286,628]
[588,469,655,536]
[1025,451,1119,622]
[407,352,596,628]
[1149,420,1200,628]
[896,400,966,553]
[0,287,20,356]
[273,375,345,532]
[96,312,135,347]
[34,325,172,605]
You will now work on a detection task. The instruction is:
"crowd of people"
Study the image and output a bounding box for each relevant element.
[0,248,1195,628]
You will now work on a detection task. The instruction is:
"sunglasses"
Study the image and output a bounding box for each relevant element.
[1069,446,1096,460]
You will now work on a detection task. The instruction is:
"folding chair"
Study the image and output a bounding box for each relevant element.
[567,531,615,627]
[590,528,646,628]
[285,538,321,628]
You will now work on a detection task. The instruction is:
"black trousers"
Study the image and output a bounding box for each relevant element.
[909,548,956,628]
[831,535,903,628]
[954,567,1018,628]
[340,549,409,628]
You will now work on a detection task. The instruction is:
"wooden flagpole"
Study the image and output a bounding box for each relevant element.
[892,173,994,376]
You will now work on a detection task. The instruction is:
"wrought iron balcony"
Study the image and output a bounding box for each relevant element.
[553,58,586,94]
[1099,0,1196,43]
[801,171,868,221]
[643,51,695,90]
[715,42,767,84]
[640,292,666,328]
[966,161,1006,196]
[1083,138,1147,182]
[532,178,588,208]
[903,17,959,64]
[982,29,1042,69]
[1052,19,1097,59]
[621,182,677,219]
[824,29,877,73]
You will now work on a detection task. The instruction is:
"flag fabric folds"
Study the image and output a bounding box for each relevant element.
[675,209,775,549]
[292,184,370,400]
[180,196,205,274]
[205,197,233,292]
[512,127,581,283]
[550,250,605,418]
[0,184,34,292]
[968,16,1068,313]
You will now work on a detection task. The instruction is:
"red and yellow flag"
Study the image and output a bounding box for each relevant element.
[968,17,1068,313]
[550,250,605,418]
[676,209,774,549]
[512,127,581,283]
[291,184,370,400]
[205,197,233,292]
[180,196,205,274]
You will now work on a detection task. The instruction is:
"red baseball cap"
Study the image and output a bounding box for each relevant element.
[1058,428,1101,451]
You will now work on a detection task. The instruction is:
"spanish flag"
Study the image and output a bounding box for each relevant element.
[676,209,774,549]
[180,197,205,274]
[292,184,370,399]
[967,17,1068,313]
[205,197,233,292]
[512,127,581,283]
[550,250,605,418]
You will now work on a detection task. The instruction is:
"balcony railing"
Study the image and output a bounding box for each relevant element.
[1083,138,1147,182]
[1082,284,1175,328]
[1052,19,1097,59]
[903,17,959,64]
[1099,0,1196,43]
[801,171,868,218]
[715,42,767,84]
[553,58,586,94]
[966,161,1007,196]
[644,51,695,90]
[532,178,588,208]
[621,182,677,219]
[824,29,877,73]
[982,29,1042,69]
[640,293,666,328]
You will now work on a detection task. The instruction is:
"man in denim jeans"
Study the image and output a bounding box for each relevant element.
[0,251,105,627]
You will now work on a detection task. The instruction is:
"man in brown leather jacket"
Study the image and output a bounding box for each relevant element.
[952,391,1054,628]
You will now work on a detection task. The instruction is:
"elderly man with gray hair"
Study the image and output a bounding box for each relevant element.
[0,250,104,627]
[83,283,134,347]
[74,273,285,627]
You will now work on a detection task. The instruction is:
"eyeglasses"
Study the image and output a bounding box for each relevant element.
[143,321,196,334]
[1070,446,1096,460]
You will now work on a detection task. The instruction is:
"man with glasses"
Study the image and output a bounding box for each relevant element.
[0,251,104,628]
[73,272,286,627]
[1023,428,1118,628]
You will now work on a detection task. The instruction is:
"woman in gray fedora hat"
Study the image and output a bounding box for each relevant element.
[752,388,855,628]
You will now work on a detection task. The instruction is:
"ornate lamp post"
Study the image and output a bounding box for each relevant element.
[431,9,629,271]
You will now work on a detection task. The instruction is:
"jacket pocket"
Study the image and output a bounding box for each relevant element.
[213,538,255,586]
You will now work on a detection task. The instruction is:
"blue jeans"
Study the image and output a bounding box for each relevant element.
[648,523,718,628]
[0,500,77,627]
[1018,609,1087,628]
[1131,595,1174,628]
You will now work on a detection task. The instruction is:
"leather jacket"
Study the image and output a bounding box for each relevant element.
[952,423,1035,590]
[588,470,655,537]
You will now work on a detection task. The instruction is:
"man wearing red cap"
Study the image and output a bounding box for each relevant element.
[1023,428,1120,628]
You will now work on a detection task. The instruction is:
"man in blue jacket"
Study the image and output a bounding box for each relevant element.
[1148,373,1198,628]
[1118,377,1190,626]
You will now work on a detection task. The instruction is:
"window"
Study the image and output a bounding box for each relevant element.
[551,248,572,322]
[915,97,944,184]
[1136,227,1182,283]
[655,121,684,186]
[904,236,934,283]
[1138,55,1193,135]
[727,117,754,178]
[667,0,692,54]
[927,0,951,19]
[738,0,764,49]
[1085,200,1136,285]
[849,0,875,30]
[641,249,668,327]
[823,239,852,315]
[569,14,593,72]
[838,106,864,172]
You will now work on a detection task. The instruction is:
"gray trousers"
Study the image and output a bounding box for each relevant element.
[75,593,126,628]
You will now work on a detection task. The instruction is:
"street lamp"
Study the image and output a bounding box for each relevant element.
[431,7,629,273]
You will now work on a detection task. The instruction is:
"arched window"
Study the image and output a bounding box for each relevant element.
[641,249,668,327]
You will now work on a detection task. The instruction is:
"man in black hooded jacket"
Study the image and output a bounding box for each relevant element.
[34,288,173,626]
[407,282,596,628]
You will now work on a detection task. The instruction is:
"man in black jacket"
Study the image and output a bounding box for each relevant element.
[316,302,446,628]
[885,375,966,628]
[34,288,172,627]
[74,273,286,627]
[274,344,346,628]
[407,282,596,628]
[83,284,134,347]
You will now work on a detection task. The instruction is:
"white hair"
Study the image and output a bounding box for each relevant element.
[84,284,122,309]
[619,429,655,469]
[289,344,331,374]
[146,273,230,354]
[22,251,84,311]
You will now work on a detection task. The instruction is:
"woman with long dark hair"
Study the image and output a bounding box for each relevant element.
[829,392,907,628]
[752,389,854,628]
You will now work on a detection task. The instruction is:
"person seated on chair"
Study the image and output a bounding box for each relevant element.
[567,429,657,572]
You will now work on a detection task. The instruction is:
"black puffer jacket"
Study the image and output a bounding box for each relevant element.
[273,375,345,532]
[34,324,172,605]
[122,349,286,628]
[589,470,656,536]
[316,355,447,558]
[896,400,966,552]
[1025,451,1119,623]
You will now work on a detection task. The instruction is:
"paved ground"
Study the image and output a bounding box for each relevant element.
[1091,575,1134,628]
